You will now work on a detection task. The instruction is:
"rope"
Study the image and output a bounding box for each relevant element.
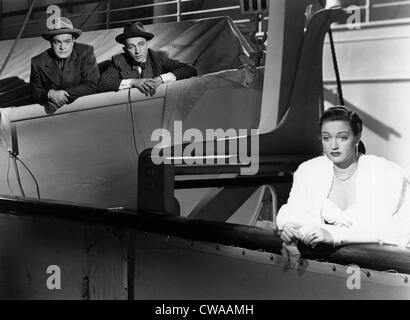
[0,0,37,76]
[11,154,25,197]
[328,29,344,106]
[8,151,41,199]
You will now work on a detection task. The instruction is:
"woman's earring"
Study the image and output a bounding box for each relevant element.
[355,144,359,158]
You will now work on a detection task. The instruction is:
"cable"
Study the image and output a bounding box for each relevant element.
[11,153,25,197]
[128,89,140,157]
[8,151,41,199]
[6,153,15,196]
[15,155,41,199]
[328,29,345,106]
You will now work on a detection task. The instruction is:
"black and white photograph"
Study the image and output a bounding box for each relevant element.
[0,0,409,305]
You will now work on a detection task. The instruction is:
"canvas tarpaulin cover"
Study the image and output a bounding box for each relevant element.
[0,17,253,108]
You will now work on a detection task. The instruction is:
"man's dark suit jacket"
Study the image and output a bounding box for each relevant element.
[30,42,100,104]
[98,48,197,92]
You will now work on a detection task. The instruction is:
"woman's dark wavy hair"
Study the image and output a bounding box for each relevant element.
[319,106,366,154]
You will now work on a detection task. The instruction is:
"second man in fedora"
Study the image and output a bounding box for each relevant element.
[98,22,197,96]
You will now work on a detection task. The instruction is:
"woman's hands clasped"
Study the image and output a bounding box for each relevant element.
[279,223,335,248]
[278,222,303,244]
[301,226,334,248]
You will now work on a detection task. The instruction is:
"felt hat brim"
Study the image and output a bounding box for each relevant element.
[115,30,154,44]
[42,28,82,41]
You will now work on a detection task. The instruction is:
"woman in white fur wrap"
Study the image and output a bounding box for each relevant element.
[277,106,410,248]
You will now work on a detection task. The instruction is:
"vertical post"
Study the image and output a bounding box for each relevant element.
[258,14,262,36]
[137,149,176,215]
[106,0,111,29]
[365,0,370,24]
[176,0,181,22]
[257,0,263,33]
[258,0,286,133]
[0,0,36,76]
[0,0,3,40]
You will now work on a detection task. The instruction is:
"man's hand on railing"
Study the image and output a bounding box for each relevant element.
[131,78,157,97]
[48,89,69,107]
[152,76,163,89]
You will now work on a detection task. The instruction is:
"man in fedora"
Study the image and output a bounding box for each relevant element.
[98,21,197,96]
[30,17,99,110]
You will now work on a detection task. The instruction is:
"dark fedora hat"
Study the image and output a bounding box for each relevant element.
[115,22,154,44]
[42,17,82,41]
